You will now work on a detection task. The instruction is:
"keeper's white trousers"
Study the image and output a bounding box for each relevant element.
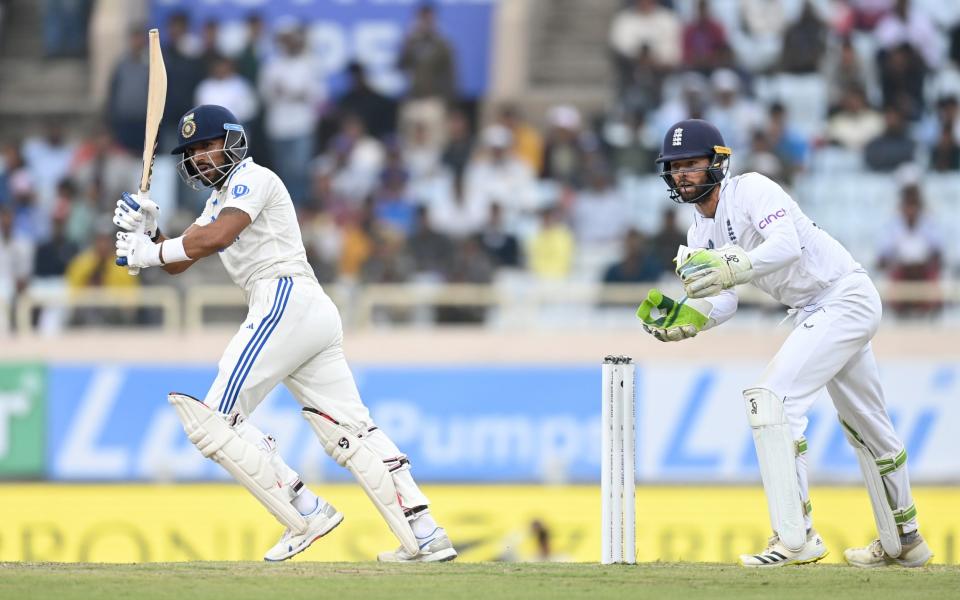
[756,271,918,533]
[203,275,429,511]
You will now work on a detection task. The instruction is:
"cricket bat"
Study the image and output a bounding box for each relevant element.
[118,28,167,273]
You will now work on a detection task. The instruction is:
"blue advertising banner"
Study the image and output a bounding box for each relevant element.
[149,0,496,98]
[45,362,959,483]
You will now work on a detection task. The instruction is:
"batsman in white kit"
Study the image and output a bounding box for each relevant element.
[113,104,456,562]
[636,119,933,568]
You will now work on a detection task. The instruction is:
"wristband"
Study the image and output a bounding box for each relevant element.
[159,236,191,265]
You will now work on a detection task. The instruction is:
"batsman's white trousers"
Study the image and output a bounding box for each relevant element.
[757,270,917,533]
[203,275,429,510]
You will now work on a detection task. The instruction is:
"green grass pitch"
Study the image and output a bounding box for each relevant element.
[2,562,959,600]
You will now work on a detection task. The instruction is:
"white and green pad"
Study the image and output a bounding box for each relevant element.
[841,419,913,558]
[302,407,419,555]
[169,393,308,533]
[744,387,805,552]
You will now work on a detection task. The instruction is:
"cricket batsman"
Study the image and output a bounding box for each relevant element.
[636,118,932,568]
[112,105,456,562]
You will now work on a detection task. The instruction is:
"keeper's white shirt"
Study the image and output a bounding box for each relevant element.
[194,158,315,296]
[687,172,861,326]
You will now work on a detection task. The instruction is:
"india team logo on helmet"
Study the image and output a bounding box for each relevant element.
[655,119,732,205]
[180,113,197,139]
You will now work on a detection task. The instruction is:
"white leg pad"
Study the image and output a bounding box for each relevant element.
[744,387,805,552]
[840,419,903,558]
[169,393,307,533]
[302,407,419,555]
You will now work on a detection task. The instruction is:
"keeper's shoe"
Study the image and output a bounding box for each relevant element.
[377,527,458,563]
[739,528,828,567]
[263,501,343,562]
[844,534,933,568]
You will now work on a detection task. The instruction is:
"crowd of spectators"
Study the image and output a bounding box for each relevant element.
[2,0,960,329]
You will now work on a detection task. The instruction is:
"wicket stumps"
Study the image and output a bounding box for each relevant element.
[601,355,636,564]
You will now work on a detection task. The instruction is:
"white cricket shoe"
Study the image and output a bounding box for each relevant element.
[377,527,458,563]
[739,528,828,567]
[844,534,933,568]
[263,501,343,562]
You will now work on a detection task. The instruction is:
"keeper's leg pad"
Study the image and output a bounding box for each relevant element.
[840,418,910,558]
[744,387,805,552]
[169,393,307,533]
[302,407,419,555]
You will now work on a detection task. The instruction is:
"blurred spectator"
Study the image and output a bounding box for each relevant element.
[259,23,323,206]
[874,0,945,70]
[650,208,687,275]
[527,206,574,280]
[541,105,587,185]
[778,1,827,73]
[199,19,224,71]
[742,130,787,183]
[620,44,667,115]
[928,97,960,171]
[879,43,926,121]
[766,102,809,179]
[68,126,139,212]
[602,109,658,176]
[0,208,34,325]
[703,69,763,157]
[398,3,457,150]
[603,229,661,284]
[64,225,138,325]
[235,14,266,86]
[475,204,520,269]
[0,143,33,209]
[407,206,454,277]
[436,237,494,324]
[106,27,150,154]
[65,180,98,247]
[430,171,486,239]
[824,37,868,110]
[728,0,786,73]
[338,62,398,142]
[22,122,76,213]
[682,0,731,73]
[496,104,543,174]
[404,121,443,183]
[196,57,259,132]
[465,126,537,232]
[826,86,884,151]
[337,201,375,280]
[161,11,205,149]
[877,183,942,316]
[373,161,416,237]
[651,71,709,141]
[361,228,414,284]
[321,114,385,205]
[34,209,77,277]
[864,106,916,171]
[43,0,91,58]
[609,0,681,88]
[440,109,475,178]
[570,167,627,247]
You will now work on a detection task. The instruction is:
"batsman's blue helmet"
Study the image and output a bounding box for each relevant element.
[655,119,731,204]
[171,105,248,189]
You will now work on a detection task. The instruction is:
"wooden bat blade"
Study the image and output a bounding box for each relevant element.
[139,28,167,194]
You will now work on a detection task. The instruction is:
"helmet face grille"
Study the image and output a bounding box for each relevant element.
[655,119,730,204]
[175,128,248,190]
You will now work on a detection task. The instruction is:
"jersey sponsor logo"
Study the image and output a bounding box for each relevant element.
[758,209,787,230]
[672,127,684,146]
[232,184,250,198]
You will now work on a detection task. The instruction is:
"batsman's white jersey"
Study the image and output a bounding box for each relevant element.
[689,172,918,534]
[191,157,429,511]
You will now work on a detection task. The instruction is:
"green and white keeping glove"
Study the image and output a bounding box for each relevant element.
[675,244,753,298]
[636,289,713,342]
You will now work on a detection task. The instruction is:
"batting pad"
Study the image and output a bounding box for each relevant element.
[168,393,308,533]
[744,387,806,552]
[841,419,903,558]
[302,407,419,555]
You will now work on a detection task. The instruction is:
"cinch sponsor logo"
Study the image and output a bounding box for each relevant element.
[758,209,787,229]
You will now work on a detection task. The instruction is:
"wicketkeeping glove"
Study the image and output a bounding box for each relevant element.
[675,244,753,298]
[636,288,712,342]
[113,192,160,239]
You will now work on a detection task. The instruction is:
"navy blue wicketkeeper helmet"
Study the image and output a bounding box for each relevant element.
[655,119,731,204]
[171,105,248,189]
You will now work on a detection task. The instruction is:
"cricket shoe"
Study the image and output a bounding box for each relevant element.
[844,533,933,568]
[377,527,458,563]
[739,528,828,567]
[263,501,343,562]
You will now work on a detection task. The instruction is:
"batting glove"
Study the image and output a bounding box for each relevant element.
[115,231,163,270]
[113,192,160,240]
[675,244,753,298]
[636,288,712,342]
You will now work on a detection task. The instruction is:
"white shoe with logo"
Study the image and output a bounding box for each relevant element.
[739,528,828,567]
[377,527,458,563]
[263,501,343,562]
[844,534,933,568]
